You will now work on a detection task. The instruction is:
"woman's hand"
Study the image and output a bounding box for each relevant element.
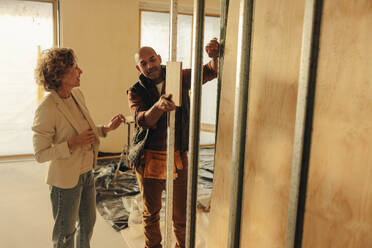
[103,114,126,134]
[68,129,95,151]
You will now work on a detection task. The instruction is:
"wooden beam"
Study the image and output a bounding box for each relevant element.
[200,123,216,133]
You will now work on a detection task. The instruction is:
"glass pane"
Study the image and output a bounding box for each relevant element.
[141,11,169,61]
[140,11,193,67]
[176,14,193,68]
[0,0,54,155]
[201,16,220,125]
[200,16,220,144]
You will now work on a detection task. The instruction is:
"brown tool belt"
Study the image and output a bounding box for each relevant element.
[143,149,184,179]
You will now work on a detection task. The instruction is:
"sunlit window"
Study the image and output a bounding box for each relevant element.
[0,0,55,156]
[141,11,193,68]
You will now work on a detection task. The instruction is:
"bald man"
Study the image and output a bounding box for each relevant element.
[127,39,219,248]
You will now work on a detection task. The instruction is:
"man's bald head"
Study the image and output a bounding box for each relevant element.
[135,46,163,83]
[134,46,157,63]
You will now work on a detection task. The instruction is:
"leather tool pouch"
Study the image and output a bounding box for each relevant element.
[143,150,183,179]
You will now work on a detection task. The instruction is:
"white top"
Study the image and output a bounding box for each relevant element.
[156,81,164,95]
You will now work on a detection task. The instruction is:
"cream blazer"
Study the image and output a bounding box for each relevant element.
[32,88,105,189]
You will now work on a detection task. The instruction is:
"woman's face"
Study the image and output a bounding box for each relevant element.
[61,64,83,90]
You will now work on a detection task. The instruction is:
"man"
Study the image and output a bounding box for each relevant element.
[127,38,219,248]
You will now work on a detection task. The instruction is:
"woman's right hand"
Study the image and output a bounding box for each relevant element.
[67,129,95,151]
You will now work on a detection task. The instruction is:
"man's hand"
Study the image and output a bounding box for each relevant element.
[68,129,95,151]
[141,94,176,128]
[205,38,219,59]
[155,94,176,112]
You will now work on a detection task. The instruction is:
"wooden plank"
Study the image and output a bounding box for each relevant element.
[166,61,182,106]
[96,155,120,160]
[208,1,305,246]
[302,1,372,247]
[238,0,305,247]
[200,144,214,148]
[200,123,215,133]
[206,0,240,247]
[0,154,34,162]
[125,115,135,124]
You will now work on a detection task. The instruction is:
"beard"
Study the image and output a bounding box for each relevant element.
[146,67,162,80]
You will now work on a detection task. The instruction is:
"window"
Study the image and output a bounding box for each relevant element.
[140,10,220,144]
[0,0,56,156]
[141,11,193,68]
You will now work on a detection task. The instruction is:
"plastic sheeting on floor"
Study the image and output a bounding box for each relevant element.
[94,161,139,231]
[94,147,215,231]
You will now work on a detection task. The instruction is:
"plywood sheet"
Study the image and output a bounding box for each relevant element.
[206,0,240,247]
[239,0,305,247]
[302,1,372,247]
[207,0,305,247]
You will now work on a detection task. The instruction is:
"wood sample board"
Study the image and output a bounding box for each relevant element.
[166,61,182,106]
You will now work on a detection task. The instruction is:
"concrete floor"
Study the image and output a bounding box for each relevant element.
[0,158,128,248]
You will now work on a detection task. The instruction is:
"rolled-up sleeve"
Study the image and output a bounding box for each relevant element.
[32,103,71,163]
[95,125,107,138]
[182,62,218,89]
[127,90,153,129]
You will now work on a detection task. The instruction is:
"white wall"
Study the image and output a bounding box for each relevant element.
[60,0,139,152]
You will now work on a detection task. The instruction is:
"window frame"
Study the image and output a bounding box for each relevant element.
[139,8,220,53]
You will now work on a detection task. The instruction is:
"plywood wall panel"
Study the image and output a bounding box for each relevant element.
[206,0,240,247]
[207,0,305,247]
[302,1,372,247]
[239,0,305,247]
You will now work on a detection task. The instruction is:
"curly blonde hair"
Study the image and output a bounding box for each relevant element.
[35,48,77,91]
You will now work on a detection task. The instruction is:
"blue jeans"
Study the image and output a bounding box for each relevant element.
[50,171,96,248]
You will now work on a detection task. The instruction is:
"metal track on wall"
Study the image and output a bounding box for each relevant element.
[285,0,323,247]
[227,0,254,247]
[186,0,205,247]
[214,0,230,145]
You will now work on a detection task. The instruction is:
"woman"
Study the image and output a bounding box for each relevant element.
[32,48,125,248]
